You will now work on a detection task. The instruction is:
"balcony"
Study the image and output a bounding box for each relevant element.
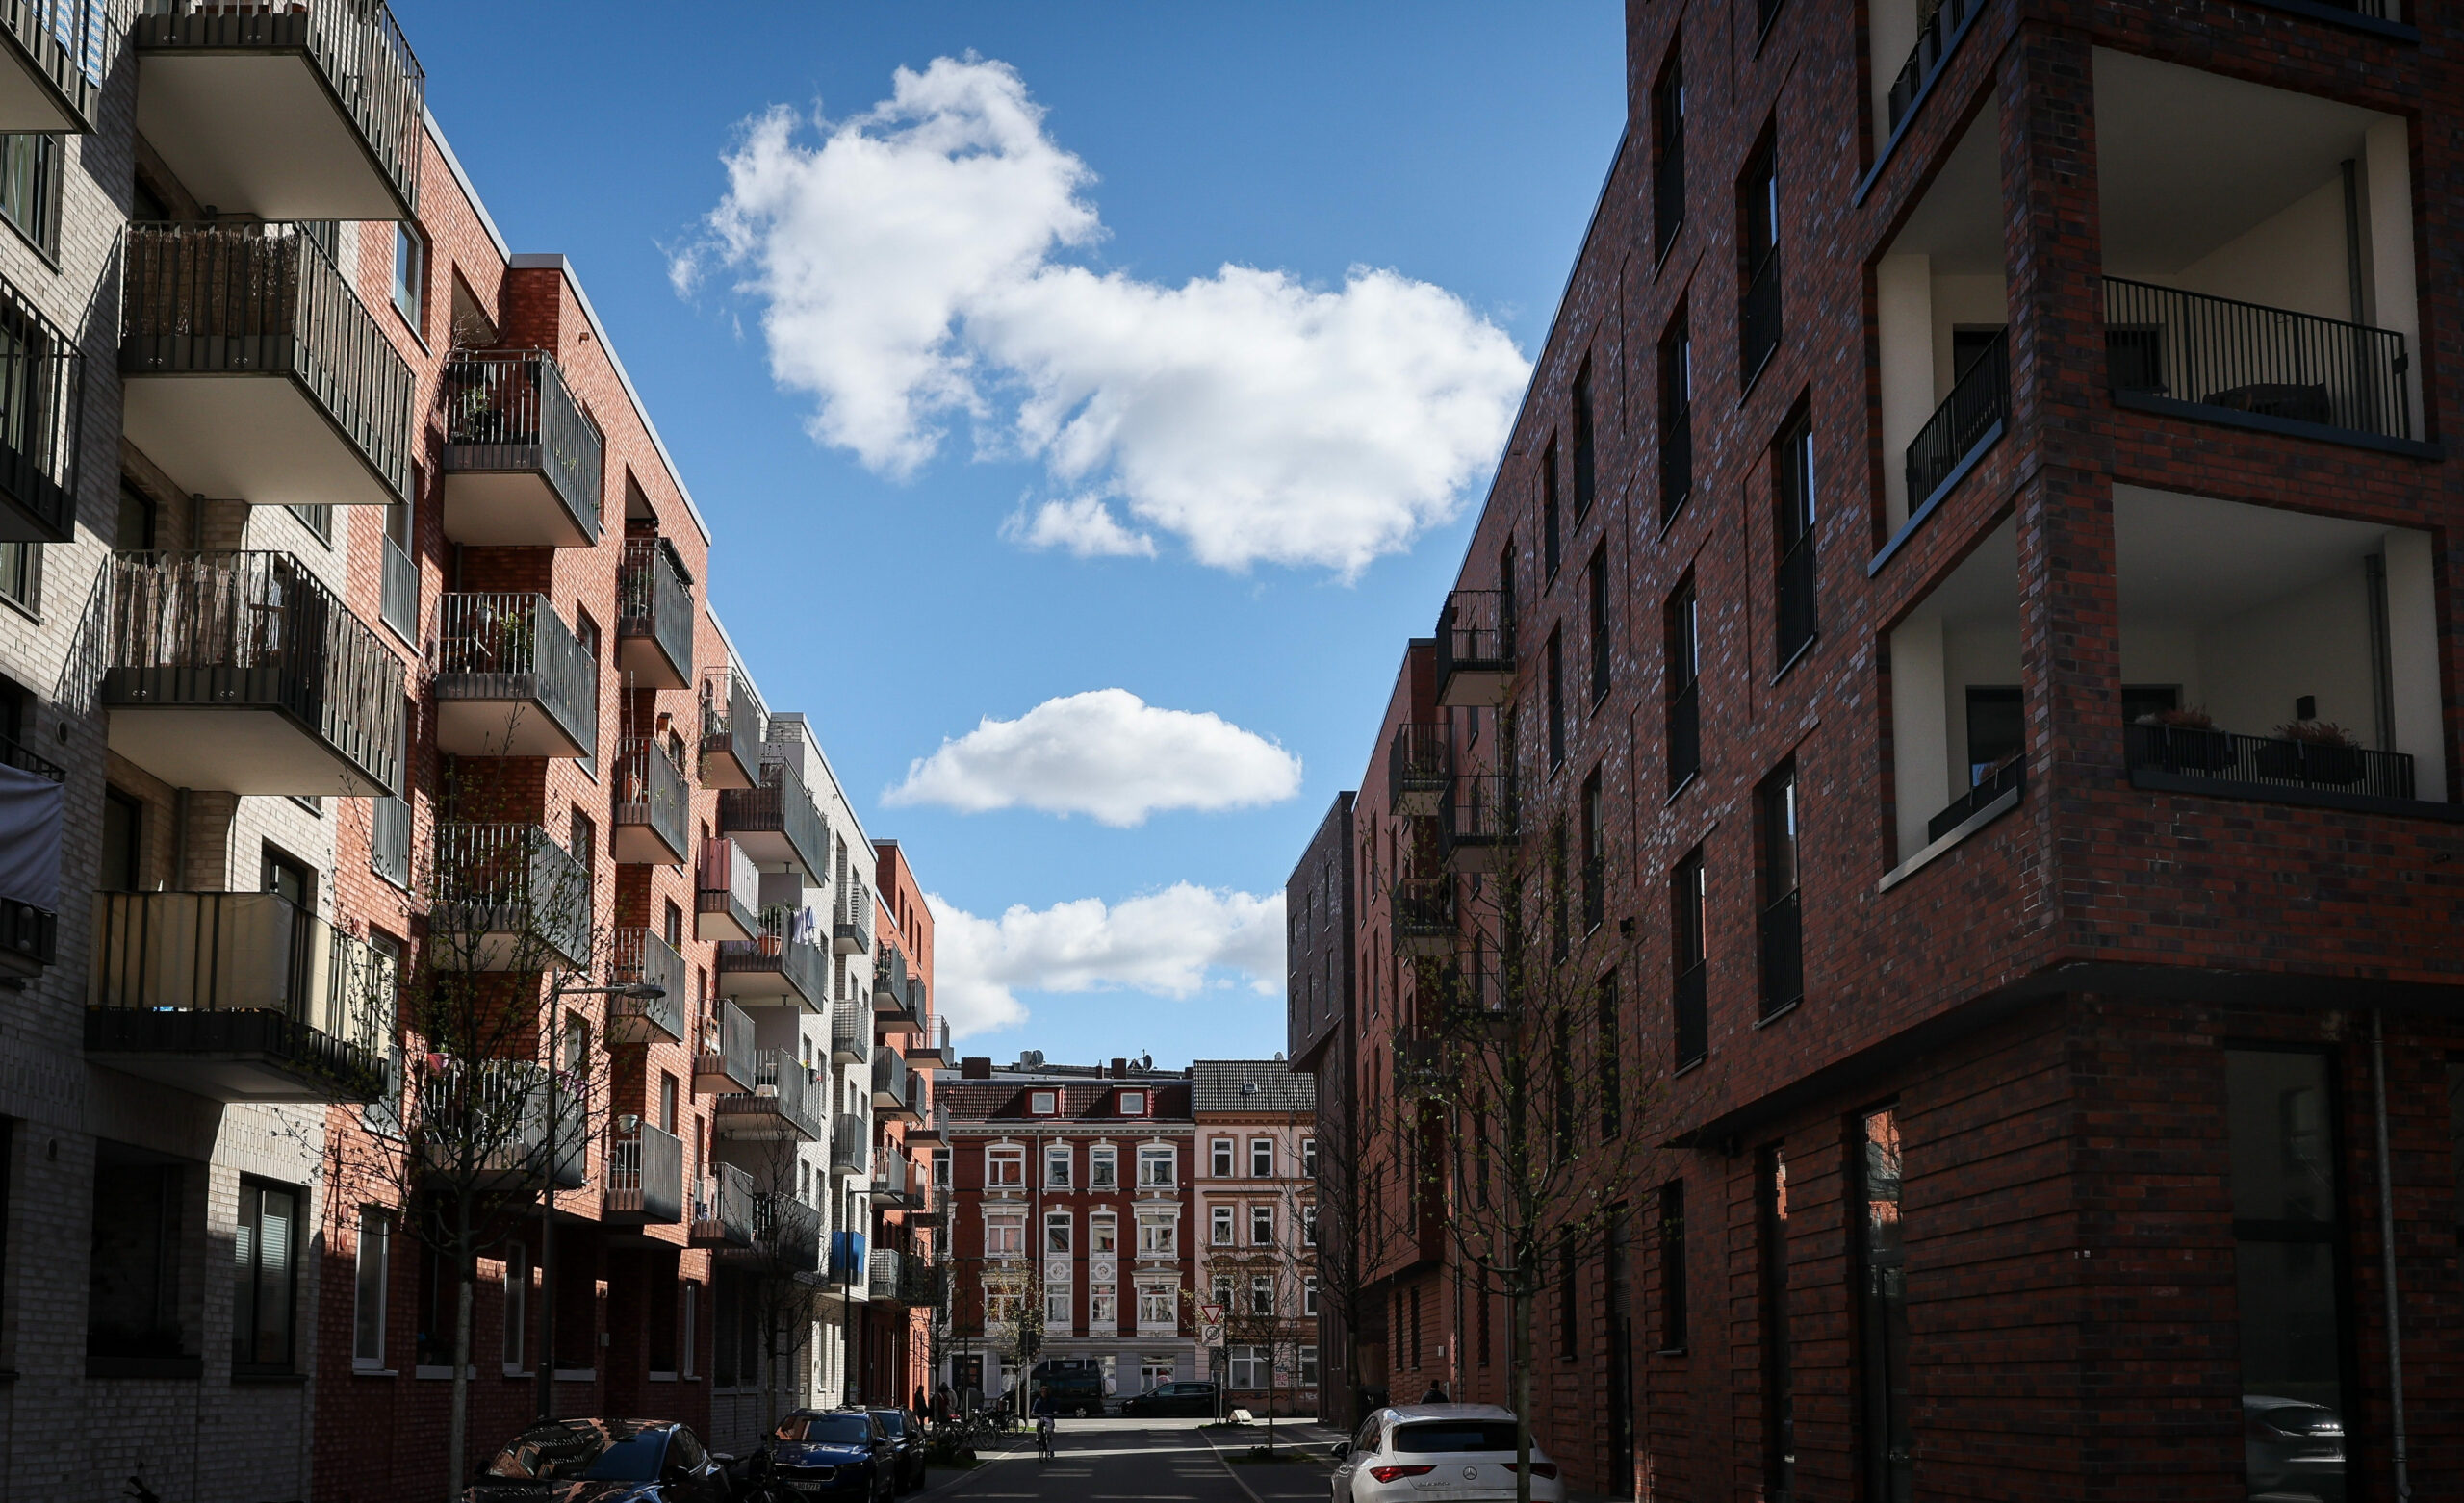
[907,1017,955,1071]
[428,822,591,972]
[2103,278,2418,450]
[874,944,907,1005]
[871,1047,911,1114]
[97,550,404,798]
[2127,724,2417,804]
[716,905,828,1013]
[831,1001,870,1066]
[873,980,919,1036]
[1388,723,1450,816]
[0,274,82,543]
[0,734,60,979]
[604,1119,683,1227]
[826,1231,867,1288]
[606,930,686,1046]
[867,1247,923,1302]
[120,222,413,509]
[612,735,688,867]
[1435,589,1514,707]
[1390,878,1454,958]
[872,1153,913,1210]
[695,836,759,943]
[718,759,828,884]
[414,1059,586,1191]
[698,668,765,791]
[1441,773,1519,874]
[689,1163,755,1248]
[907,1103,948,1146]
[617,538,694,691]
[1904,330,2007,522]
[87,890,393,1102]
[0,0,107,132]
[1877,0,1986,144]
[432,593,597,759]
[830,1113,869,1178]
[132,0,424,220]
[713,1049,821,1142]
[693,999,755,1096]
[439,349,604,548]
[834,879,873,955]
[732,1193,821,1275]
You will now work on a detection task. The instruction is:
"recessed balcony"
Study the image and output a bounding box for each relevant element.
[695,836,759,943]
[715,905,828,1014]
[713,1048,822,1142]
[1435,589,1514,707]
[414,1059,587,1191]
[0,0,107,132]
[1391,877,1454,958]
[1388,722,1449,816]
[834,880,873,956]
[432,593,597,759]
[698,667,765,791]
[97,550,404,798]
[87,890,393,1103]
[718,759,828,884]
[439,349,604,548]
[689,1163,755,1248]
[603,1119,682,1227]
[693,998,755,1096]
[2101,279,2418,450]
[606,929,686,1046]
[428,822,591,972]
[617,538,694,691]
[120,221,413,510]
[132,0,424,221]
[0,274,83,544]
[1441,773,1519,874]
[612,735,688,867]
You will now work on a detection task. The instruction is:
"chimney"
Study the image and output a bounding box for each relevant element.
[1110,1057,1129,1079]
[962,1056,991,1079]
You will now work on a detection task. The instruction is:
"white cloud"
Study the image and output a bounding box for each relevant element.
[927,883,1284,1040]
[683,55,1529,576]
[885,688,1300,827]
[1001,495,1155,558]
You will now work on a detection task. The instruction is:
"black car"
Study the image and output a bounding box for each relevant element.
[1119,1381,1219,1418]
[866,1411,925,1490]
[466,1419,732,1503]
[762,1409,895,1500]
[1026,1362,1107,1417]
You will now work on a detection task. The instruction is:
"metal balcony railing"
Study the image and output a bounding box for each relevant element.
[1927,753,2025,845]
[835,879,873,955]
[717,904,827,1011]
[432,592,598,757]
[694,998,755,1095]
[718,758,828,885]
[1740,250,1782,383]
[1442,772,1520,871]
[604,1118,682,1224]
[2125,723,2417,802]
[617,537,694,686]
[411,1057,587,1188]
[1435,589,1515,707]
[871,1045,910,1110]
[832,1000,871,1064]
[867,1247,907,1301]
[120,221,414,503]
[691,1162,755,1247]
[2103,277,2415,443]
[379,534,416,640]
[742,1193,821,1273]
[1886,0,1983,133]
[608,929,687,1044]
[429,822,591,970]
[1758,890,1802,1020]
[873,1152,909,1202]
[1388,722,1450,816]
[0,732,62,975]
[440,348,603,543]
[1905,329,2008,513]
[697,667,764,789]
[695,836,759,942]
[715,1048,822,1142]
[874,943,907,1003]
[831,1113,870,1177]
[1674,962,1707,1068]
[612,735,688,866]
[0,271,80,543]
[133,0,424,215]
[1390,877,1454,957]
[372,794,410,887]
[2,0,110,131]
[98,550,405,797]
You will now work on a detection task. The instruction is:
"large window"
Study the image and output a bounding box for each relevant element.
[1758,1148,1794,1503]
[1250,1206,1274,1246]
[1091,1212,1118,1253]
[1738,133,1781,380]
[1043,1284,1070,1326]
[1773,411,1817,664]
[1138,1213,1177,1256]
[1758,763,1803,1019]
[0,134,59,253]
[1045,1211,1072,1255]
[988,1149,1023,1188]
[1091,1285,1117,1325]
[354,1208,391,1369]
[1666,579,1701,790]
[1250,1137,1274,1177]
[2228,1050,2348,1503]
[1138,1285,1174,1326]
[88,1146,191,1367]
[987,1216,1024,1257]
[232,1181,297,1372]
[1139,1146,1176,1187]
[1853,1108,1912,1503]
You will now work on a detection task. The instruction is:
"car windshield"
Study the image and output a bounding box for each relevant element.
[486,1422,667,1481]
[872,1413,908,1437]
[1394,1421,1524,1454]
[776,1414,874,1445]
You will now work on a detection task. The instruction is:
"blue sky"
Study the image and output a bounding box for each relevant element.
[406,1,1626,1066]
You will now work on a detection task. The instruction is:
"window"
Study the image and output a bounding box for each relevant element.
[1299,1345,1320,1387]
[932,1148,952,1188]
[393,222,426,329]
[987,1216,1024,1257]
[1045,1144,1072,1187]
[0,537,41,612]
[1029,1090,1057,1115]
[1118,1089,1147,1115]
[1672,850,1708,1067]
[1656,1181,1686,1353]
[1250,1137,1273,1177]
[1551,819,1570,964]
[354,1208,391,1368]
[1091,1212,1118,1254]
[88,1146,190,1364]
[1773,410,1817,664]
[101,789,141,890]
[1250,1206,1274,1246]
[1758,1147,1794,1501]
[1091,1144,1117,1187]
[1599,971,1623,1138]
[1301,1137,1318,1178]
[1303,1202,1318,1247]
[1249,1274,1274,1317]
[1580,771,1604,932]
[1139,1146,1176,1187]
[1853,1108,1912,1503]
[1739,133,1781,380]
[1587,548,1611,705]
[1229,1343,1266,1388]
[0,133,59,252]
[1045,1211,1072,1256]
[1212,1207,1235,1246]
[232,1180,296,1371]
[1138,1214,1176,1256]
[988,1149,1024,1188]
[1659,311,1693,522]
[502,1244,526,1371]
[2229,1051,2347,1503]
[1091,1285,1117,1325]
[1652,54,1684,257]
[1214,1275,1234,1312]
[984,1286,1020,1326]
[1212,1138,1233,1177]
[1572,361,1597,519]
[1666,578,1701,790]
[680,1282,697,1379]
[1043,1285,1070,1325]
[1546,629,1566,769]
[1759,764,1804,1019]
[1542,439,1561,578]
[1139,1286,1177,1327]
[1558,1232,1578,1358]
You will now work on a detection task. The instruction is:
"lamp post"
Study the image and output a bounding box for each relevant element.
[535,972,667,1422]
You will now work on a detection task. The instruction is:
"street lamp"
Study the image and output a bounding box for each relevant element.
[535,972,665,1421]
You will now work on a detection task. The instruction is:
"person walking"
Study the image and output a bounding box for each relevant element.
[1418,1382,1449,1404]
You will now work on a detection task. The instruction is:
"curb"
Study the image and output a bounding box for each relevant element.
[913,1436,1031,1502]
[1199,1426,1340,1503]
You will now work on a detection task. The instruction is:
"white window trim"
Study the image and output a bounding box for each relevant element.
[1210,1137,1235,1177]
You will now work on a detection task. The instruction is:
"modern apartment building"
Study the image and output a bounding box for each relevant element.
[859,837,947,1411]
[1298,0,2464,1497]
[0,6,943,1500]
[1190,1060,1318,1417]
[1282,794,1356,1425]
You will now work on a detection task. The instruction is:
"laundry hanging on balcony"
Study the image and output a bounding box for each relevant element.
[0,756,62,909]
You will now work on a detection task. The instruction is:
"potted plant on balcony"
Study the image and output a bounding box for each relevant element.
[2260,720,2366,787]
[2133,705,2233,773]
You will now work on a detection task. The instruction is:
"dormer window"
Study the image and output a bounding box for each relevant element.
[1030,1090,1058,1115]
[1117,1089,1147,1116]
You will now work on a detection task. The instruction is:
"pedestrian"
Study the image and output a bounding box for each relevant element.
[913,1385,928,1419]
[1418,1381,1449,1404]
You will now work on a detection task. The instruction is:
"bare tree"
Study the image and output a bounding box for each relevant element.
[982,1255,1047,1419]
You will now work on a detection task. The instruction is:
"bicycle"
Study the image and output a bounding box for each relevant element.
[1036,1415,1055,1462]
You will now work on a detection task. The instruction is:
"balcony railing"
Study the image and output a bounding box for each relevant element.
[2125,723,2418,805]
[714,1048,822,1142]
[831,1113,870,1178]
[88,889,393,1102]
[1740,251,1782,384]
[718,758,828,885]
[1905,329,2007,515]
[1758,890,1802,1020]
[835,879,873,955]
[607,930,686,1045]
[2103,277,2416,445]
[871,1046,911,1111]
[867,1247,910,1301]
[432,593,597,759]
[604,1119,683,1225]
[617,537,694,690]
[690,1163,755,1248]
[439,349,603,548]
[1442,774,1520,873]
[612,735,688,867]
[1389,722,1450,816]
[0,733,61,977]
[912,1016,956,1069]
[1391,877,1454,958]
[429,822,591,971]
[717,904,827,1013]
[0,0,110,132]
[133,0,424,219]
[874,943,908,1005]
[120,221,413,507]
[97,550,404,797]
[737,1193,822,1274]
[1674,962,1708,1068]
[371,794,411,887]
[695,836,759,943]
[413,1058,586,1189]
[379,534,416,640]
[1886,0,1983,135]
[693,998,755,1096]
[1435,589,1515,707]
[1927,753,2025,845]
[0,272,80,543]
[698,667,765,791]
[873,1152,910,1206]
[832,1001,871,1065]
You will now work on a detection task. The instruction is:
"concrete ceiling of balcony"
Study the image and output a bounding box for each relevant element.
[2115,485,2404,626]
[2093,48,2380,277]
[1889,102,2002,275]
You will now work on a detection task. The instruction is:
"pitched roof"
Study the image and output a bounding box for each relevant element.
[1191,1059,1316,1115]
[938,1077,1194,1125]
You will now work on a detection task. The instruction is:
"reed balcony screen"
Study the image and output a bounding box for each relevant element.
[120,221,413,508]
[428,822,591,971]
[439,348,604,548]
[133,0,424,220]
[698,668,764,790]
[431,592,597,758]
[693,998,755,1095]
[607,929,686,1045]
[834,879,874,956]
[1435,589,1515,706]
[414,1058,586,1190]
[718,758,827,884]
[87,889,393,1102]
[690,1163,755,1248]
[716,904,827,1013]
[603,1119,683,1226]
[695,835,759,943]
[0,274,83,543]
[2103,278,2417,446]
[97,550,403,797]
[714,1048,822,1142]
[612,735,688,867]
[1388,722,1450,816]
[0,0,111,131]
[0,732,63,978]
[617,537,694,690]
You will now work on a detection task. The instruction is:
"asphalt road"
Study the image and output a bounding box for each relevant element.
[920,1419,1337,1503]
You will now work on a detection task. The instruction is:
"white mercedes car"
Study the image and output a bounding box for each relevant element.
[1330,1405,1563,1503]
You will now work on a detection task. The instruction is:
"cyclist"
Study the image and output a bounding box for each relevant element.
[1032,1385,1058,1461]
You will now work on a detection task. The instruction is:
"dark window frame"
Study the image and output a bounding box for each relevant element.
[1666,577,1701,793]
[1656,1180,1687,1355]
[1773,407,1818,668]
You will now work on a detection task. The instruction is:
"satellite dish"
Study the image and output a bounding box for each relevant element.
[1019,1049,1045,1068]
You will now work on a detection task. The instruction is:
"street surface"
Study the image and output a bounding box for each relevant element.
[923,1418,1339,1503]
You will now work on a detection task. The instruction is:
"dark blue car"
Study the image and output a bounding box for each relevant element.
[465,1419,732,1503]
[763,1410,895,1500]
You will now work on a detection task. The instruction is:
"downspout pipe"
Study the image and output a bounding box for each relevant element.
[2371,1008,2410,1502]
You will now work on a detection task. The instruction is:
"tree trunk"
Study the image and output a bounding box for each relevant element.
[448,1260,475,1503]
[1511,1286,1532,1503]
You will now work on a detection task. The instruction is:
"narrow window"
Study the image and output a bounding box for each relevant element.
[1659,310,1693,522]
[2228,1051,2348,1503]
[1774,410,1818,664]
[0,133,60,253]
[1212,1206,1234,1246]
[1551,818,1570,964]
[354,1207,390,1368]
[1759,762,1803,1019]
[394,222,427,329]
[1551,1012,1574,1157]
[502,1244,526,1371]
[1547,629,1566,769]
[1758,1147,1795,1501]
[233,1180,297,1372]
[1666,578,1701,791]
[1598,970,1623,1138]
[1558,1231,1578,1358]
[1478,1283,1493,1364]
[1652,53,1685,259]
[1542,440,1561,579]
[1656,1181,1686,1353]
[1853,1108,1912,1503]
[1580,770,1604,933]
[1212,1138,1234,1178]
[1250,1137,1273,1177]
[680,1282,697,1379]
[1671,850,1708,1067]
[89,1147,190,1363]
[1572,360,1597,519]
[1045,1211,1072,1255]
[1302,1137,1319,1178]
[1045,1144,1071,1186]
[1739,133,1781,380]
[1587,548,1611,705]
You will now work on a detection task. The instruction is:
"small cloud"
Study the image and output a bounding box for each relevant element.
[1002,496,1156,558]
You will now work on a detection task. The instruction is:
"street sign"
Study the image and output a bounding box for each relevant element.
[1200,1322,1223,1345]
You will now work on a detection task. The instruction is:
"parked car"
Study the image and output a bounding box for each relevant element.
[1027,1361,1109,1416]
[762,1410,896,1500]
[2244,1395,2345,1503]
[465,1419,733,1503]
[1329,1406,1563,1503]
[867,1410,927,1491]
[1120,1380,1219,1418]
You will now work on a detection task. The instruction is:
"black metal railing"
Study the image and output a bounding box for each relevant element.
[1389,722,1450,814]
[613,734,688,863]
[618,536,694,681]
[605,1119,682,1223]
[372,794,410,887]
[743,1193,821,1273]
[1905,329,2007,510]
[3,0,111,129]
[1435,588,1515,689]
[610,929,687,1042]
[1391,877,1454,953]
[1758,891,1802,1019]
[121,221,414,502]
[1927,754,2025,845]
[1673,962,1707,1067]
[1775,534,1816,663]
[1740,251,1782,383]
[379,535,416,640]
[2126,723,2415,802]
[718,757,829,882]
[699,666,763,785]
[430,822,591,967]
[432,592,598,754]
[1443,772,1521,861]
[1660,399,1692,522]
[717,904,827,1010]
[133,0,424,214]
[1886,0,1982,134]
[2102,277,2413,442]
[440,348,603,541]
[0,273,81,542]
[696,999,756,1093]
[100,550,405,795]
[1668,681,1701,789]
